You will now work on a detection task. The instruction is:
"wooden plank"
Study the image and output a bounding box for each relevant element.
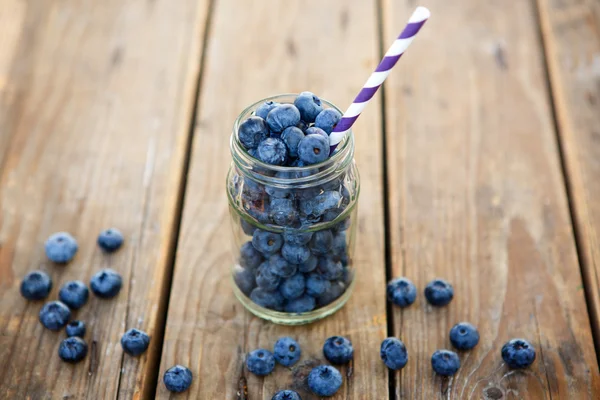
[156,0,388,398]
[0,1,210,398]
[382,0,600,398]
[536,0,600,352]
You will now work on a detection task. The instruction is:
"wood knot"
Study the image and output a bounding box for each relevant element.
[484,386,504,399]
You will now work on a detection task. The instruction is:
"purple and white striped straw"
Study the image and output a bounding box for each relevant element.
[329,6,430,154]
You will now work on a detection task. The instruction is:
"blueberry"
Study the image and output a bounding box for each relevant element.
[252,229,283,255]
[281,243,311,265]
[380,337,408,370]
[121,328,150,356]
[305,126,329,139]
[298,134,329,165]
[258,138,288,166]
[268,254,297,278]
[241,219,257,236]
[256,100,280,119]
[58,337,88,363]
[315,108,342,134]
[305,273,332,296]
[273,336,301,366]
[247,349,276,376]
[284,295,316,313]
[308,365,342,397]
[298,255,318,273]
[313,191,341,216]
[20,270,52,301]
[501,339,536,369]
[240,241,263,270]
[242,177,266,201]
[97,228,124,252]
[294,92,323,123]
[309,230,334,255]
[279,273,305,300]
[266,104,301,133]
[323,336,354,364]
[317,258,343,280]
[449,322,480,350]
[424,279,454,306]
[163,365,193,393]
[270,198,298,226]
[283,231,313,246]
[265,173,292,199]
[244,198,271,224]
[39,301,71,331]
[317,281,346,307]
[59,280,89,309]
[281,126,305,158]
[431,350,460,376]
[45,232,78,263]
[90,269,123,299]
[271,390,302,400]
[386,278,417,308]
[239,116,269,149]
[256,262,282,291]
[65,320,86,338]
[296,120,309,132]
[234,267,257,296]
[331,232,347,258]
[250,288,284,310]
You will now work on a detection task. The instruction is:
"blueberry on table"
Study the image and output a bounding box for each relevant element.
[305,273,331,297]
[266,104,301,133]
[39,301,71,331]
[315,108,342,134]
[317,281,346,307]
[308,365,343,397]
[59,280,89,309]
[317,257,343,280]
[66,320,86,338]
[297,255,318,273]
[380,337,408,370]
[305,126,329,139]
[279,273,305,300]
[234,267,257,296]
[298,134,329,165]
[501,338,536,369]
[58,337,88,363]
[431,349,460,376]
[239,116,269,149]
[273,336,301,367]
[239,241,263,270]
[20,270,52,301]
[163,365,193,393]
[281,126,305,158]
[271,389,302,400]
[449,322,480,350]
[268,254,297,278]
[45,232,78,263]
[121,328,150,356]
[323,336,354,364]
[90,268,123,298]
[281,243,311,265]
[97,228,124,252]
[294,91,323,123]
[284,295,316,313]
[255,100,280,120]
[250,288,284,311]
[283,231,313,246]
[424,278,454,306]
[252,229,283,255]
[309,230,334,255]
[258,137,288,166]
[386,277,417,308]
[256,263,282,291]
[247,349,276,376]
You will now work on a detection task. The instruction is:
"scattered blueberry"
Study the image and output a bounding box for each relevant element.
[45,232,78,263]
[90,269,123,299]
[309,230,334,255]
[281,126,305,158]
[252,229,283,255]
[239,241,263,270]
[305,126,329,139]
[163,365,193,393]
[283,231,313,246]
[20,270,52,301]
[234,267,257,296]
[449,322,480,350]
[380,337,408,370]
[250,288,284,311]
[273,336,301,367]
[284,295,316,313]
[258,138,288,166]
[266,104,301,133]
[256,262,282,291]
[66,320,86,338]
[306,273,332,297]
[298,134,329,165]
[308,365,342,397]
[281,243,311,265]
[501,339,536,369]
[239,116,269,149]
[97,228,124,252]
[58,337,88,363]
[247,349,276,376]
[59,280,89,309]
[298,255,318,273]
[386,278,417,308]
[431,350,460,376]
[39,300,71,331]
[323,336,354,364]
[314,108,342,134]
[269,198,298,226]
[256,100,280,120]
[271,390,302,400]
[424,279,454,306]
[121,328,150,356]
[268,254,297,278]
[279,273,305,300]
[294,91,323,123]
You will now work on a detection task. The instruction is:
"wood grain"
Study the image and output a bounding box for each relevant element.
[156,0,388,398]
[536,0,600,352]
[382,0,600,398]
[0,0,209,398]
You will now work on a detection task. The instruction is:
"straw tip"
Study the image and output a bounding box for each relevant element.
[411,6,431,22]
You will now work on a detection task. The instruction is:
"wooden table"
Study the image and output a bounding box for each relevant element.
[1,0,600,398]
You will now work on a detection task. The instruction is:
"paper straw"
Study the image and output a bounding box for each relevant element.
[329,6,430,154]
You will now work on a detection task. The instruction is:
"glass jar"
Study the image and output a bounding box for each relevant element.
[226,94,360,325]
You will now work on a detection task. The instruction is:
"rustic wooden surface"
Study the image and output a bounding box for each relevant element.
[1,0,600,399]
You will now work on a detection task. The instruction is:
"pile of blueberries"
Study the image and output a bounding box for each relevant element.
[233,92,355,314]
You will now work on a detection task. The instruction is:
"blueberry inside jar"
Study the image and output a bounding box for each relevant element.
[227,94,359,325]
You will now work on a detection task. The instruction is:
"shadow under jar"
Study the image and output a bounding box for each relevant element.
[226,94,360,325]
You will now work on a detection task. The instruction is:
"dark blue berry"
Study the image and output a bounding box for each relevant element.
[380,337,408,370]
[386,278,417,308]
[306,273,331,297]
[296,120,309,132]
[298,255,318,273]
[317,258,343,280]
[501,339,536,369]
[258,138,288,165]
[256,263,282,291]
[273,336,301,366]
[265,172,292,199]
[424,279,454,306]
[266,104,301,133]
[239,116,269,149]
[281,243,311,264]
[308,365,342,396]
[316,281,346,307]
[66,320,86,338]
[59,280,89,309]
[45,232,78,263]
[450,322,480,350]
[20,270,52,301]
[247,349,276,376]
[309,230,334,255]
[242,177,265,201]
[97,228,124,252]
[305,126,329,139]
[268,254,297,278]
[298,134,329,165]
[331,232,347,259]
[39,301,71,331]
[284,295,316,313]
[323,336,353,364]
[239,242,263,270]
[283,231,313,246]
[234,267,256,296]
[163,365,193,393]
[241,219,257,236]
[315,108,342,134]
[294,92,323,123]
[244,198,271,224]
[269,198,298,226]
[90,269,123,299]
[281,126,305,158]
[121,328,150,356]
[271,389,301,400]
[279,273,305,300]
[250,288,284,311]
[255,101,280,119]
[58,337,88,363]
[252,229,283,255]
[431,350,460,376]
